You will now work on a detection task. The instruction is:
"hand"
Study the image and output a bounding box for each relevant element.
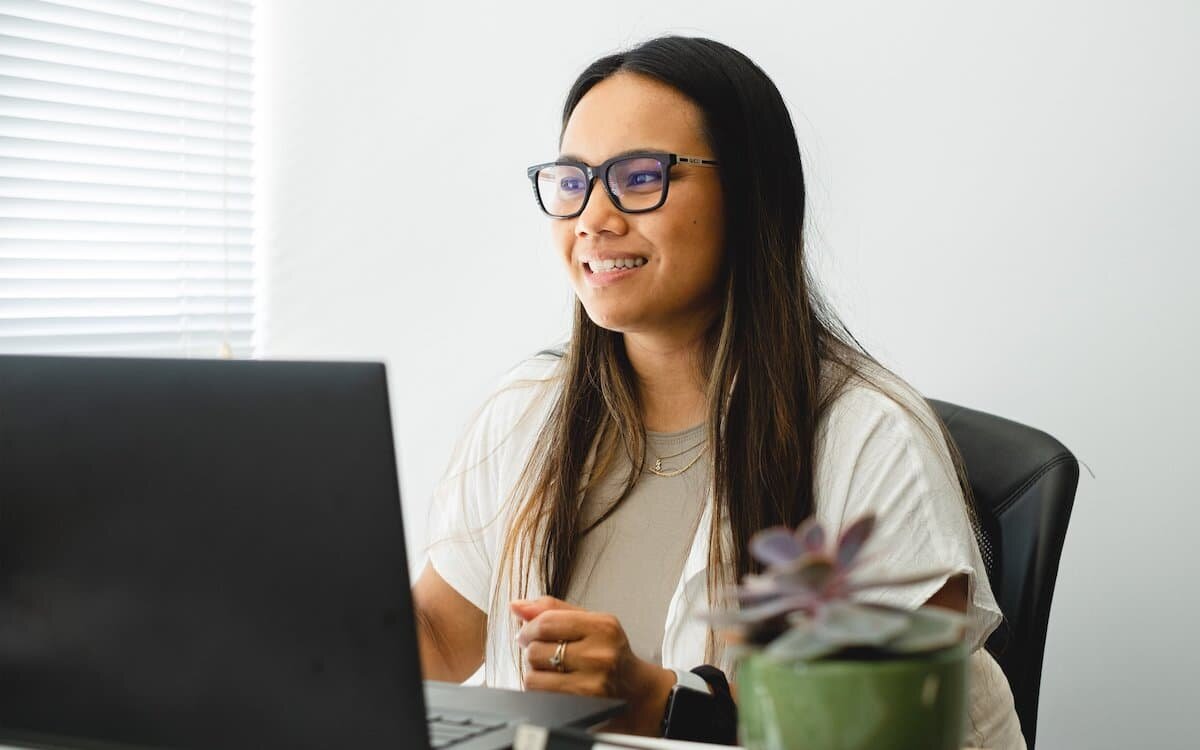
[510,596,676,736]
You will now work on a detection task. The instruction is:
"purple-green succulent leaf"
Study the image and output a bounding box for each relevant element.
[763,620,841,662]
[884,605,967,654]
[814,600,908,647]
[784,609,817,629]
[777,556,838,592]
[796,518,827,555]
[842,568,957,593]
[735,572,812,605]
[750,526,804,567]
[835,515,876,569]
[738,572,782,598]
[703,513,969,661]
[709,592,820,627]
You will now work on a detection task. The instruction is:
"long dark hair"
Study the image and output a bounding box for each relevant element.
[496,35,976,663]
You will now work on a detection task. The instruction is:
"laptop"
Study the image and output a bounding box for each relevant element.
[0,355,623,750]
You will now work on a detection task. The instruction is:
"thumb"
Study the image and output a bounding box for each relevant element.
[509,595,579,621]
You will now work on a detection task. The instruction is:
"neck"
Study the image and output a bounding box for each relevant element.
[623,328,710,433]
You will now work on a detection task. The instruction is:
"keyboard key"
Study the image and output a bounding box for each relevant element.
[426,708,509,747]
[436,711,476,725]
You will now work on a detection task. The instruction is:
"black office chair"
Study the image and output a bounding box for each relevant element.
[928,399,1079,750]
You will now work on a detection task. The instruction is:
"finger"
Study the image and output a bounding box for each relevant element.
[522,639,563,672]
[510,595,581,621]
[515,608,589,648]
[523,638,593,673]
[523,668,605,697]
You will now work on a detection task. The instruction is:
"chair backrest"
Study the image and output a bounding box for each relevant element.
[928,399,1079,750]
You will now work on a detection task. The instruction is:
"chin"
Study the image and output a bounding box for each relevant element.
[581,304,640,333]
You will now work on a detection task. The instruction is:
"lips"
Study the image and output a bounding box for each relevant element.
[581,258,646,287]
[583,257,647,273]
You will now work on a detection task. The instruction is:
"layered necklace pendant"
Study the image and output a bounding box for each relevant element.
[647,437,708,478]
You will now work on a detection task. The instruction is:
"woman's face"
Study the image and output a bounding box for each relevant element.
[552,73,725,337]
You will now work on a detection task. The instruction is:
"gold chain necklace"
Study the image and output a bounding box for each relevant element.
[647,438,708,478]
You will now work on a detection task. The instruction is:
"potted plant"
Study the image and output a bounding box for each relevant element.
[710,514,970,750]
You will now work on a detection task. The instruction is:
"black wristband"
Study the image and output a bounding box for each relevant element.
[660,665,739,745]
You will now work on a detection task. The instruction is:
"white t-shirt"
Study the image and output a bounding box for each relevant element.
[427,353,1025,750]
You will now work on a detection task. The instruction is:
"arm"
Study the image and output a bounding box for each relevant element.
[412,562,487,682]
[925,572,969,613]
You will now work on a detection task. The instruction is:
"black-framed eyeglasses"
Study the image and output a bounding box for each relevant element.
[525,151,719,219]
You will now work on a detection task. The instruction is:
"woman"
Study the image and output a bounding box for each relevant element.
[414,36,1024,748]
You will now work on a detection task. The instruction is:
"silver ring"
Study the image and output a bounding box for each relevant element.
[549,640,567,673]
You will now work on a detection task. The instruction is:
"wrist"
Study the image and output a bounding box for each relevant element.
[610,661,676,736]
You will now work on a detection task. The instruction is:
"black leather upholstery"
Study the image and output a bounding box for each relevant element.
[929,399,1079,750]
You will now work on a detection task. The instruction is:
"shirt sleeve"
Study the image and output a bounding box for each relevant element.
[425,355,560,614]
[813,383,1002,651]
[425,395,503,613]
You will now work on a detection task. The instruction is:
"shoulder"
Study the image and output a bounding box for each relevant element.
[459,351,564,459]
[814,356,958,496]
[484,351,563,422]
[818,358,943,449]
[432,351,564,521]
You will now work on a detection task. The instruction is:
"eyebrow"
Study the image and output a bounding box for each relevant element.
[557,147,662,163]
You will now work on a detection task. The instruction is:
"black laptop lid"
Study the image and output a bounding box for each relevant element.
[0,355,427,750]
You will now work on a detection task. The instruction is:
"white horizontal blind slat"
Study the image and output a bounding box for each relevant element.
[48,0,252,37]
[1,177,253,211]
[0,313,253,337]
[0,75,253,125]
[0,239,253,261]
[0,55,253,107]
[0,156,254,191]
[0,295,253,316]
[0,34,252,90]
[0,0,254,359]
[0,17,252,74]
[5,0,253,53]
[1,95,253,139]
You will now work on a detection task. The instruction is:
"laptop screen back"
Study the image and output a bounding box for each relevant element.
[0,356,427,750]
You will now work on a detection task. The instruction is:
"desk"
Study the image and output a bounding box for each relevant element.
[593,735,986,750]
[1,732,987,750]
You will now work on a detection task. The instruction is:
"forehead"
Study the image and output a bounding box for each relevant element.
[559,72,709,162]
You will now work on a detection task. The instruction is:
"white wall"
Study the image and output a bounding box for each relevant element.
[257,2,1199,747]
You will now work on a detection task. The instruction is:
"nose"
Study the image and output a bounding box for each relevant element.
[574,175,628,238]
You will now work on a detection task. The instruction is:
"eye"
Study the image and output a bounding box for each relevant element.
[624,170,662,191]
[560,177,585,193]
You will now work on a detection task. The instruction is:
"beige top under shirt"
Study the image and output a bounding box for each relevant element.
[564,422,710,665]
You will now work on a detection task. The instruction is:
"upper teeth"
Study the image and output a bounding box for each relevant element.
[588,257,646,271]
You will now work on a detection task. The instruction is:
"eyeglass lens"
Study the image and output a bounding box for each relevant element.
[535,156,666,217]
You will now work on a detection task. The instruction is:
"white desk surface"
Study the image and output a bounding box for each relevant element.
[0,734,986,750]
[594,735,986,750]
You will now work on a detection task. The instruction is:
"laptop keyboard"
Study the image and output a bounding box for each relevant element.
[427,710,508,748]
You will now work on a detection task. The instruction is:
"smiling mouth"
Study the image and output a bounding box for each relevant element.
[583,257,648,274]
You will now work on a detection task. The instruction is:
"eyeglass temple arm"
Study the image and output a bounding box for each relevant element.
[676,156,719,167]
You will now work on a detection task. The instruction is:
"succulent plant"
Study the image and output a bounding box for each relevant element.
[709,514,967,663]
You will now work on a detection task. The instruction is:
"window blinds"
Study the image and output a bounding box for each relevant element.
[0,0,255,357]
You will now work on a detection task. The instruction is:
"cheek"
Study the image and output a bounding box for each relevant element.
[656,211,724,278]
[550,224,575,265]
[690,200,726,282]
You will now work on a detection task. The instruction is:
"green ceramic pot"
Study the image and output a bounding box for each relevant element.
[735,642,969,750]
